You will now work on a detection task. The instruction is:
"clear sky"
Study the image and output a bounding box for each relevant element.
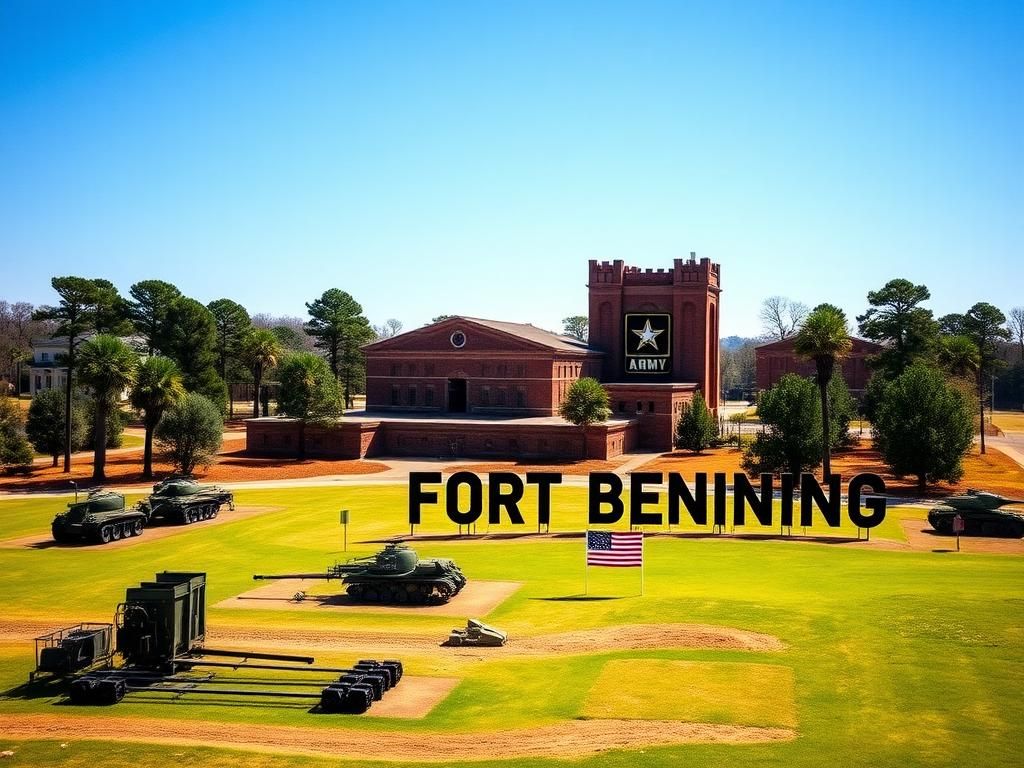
[2,1,1021,338]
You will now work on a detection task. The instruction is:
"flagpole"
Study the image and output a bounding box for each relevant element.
[584,528,589,596]
[640,533,645,597]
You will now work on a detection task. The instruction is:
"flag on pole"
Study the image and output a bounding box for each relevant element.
[586,531,643,567]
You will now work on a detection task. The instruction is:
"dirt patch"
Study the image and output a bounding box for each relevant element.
[900,519,1024,555]
[369,676,459,718]
[0,506,285,550]
[216,579,523,617]
[0,713,794,760]
[0,450,389,492]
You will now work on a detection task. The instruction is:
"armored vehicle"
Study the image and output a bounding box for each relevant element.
[138,477,235,525]
[254,543,468,605]
[444,619,507,647]
[928,490,1024,538]
[51,491,148,545]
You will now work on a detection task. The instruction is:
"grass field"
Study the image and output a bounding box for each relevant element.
[0,483,1022,767]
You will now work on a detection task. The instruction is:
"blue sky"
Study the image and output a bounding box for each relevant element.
[2,1,1021,337]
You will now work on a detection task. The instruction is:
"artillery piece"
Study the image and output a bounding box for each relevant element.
[33,571,405,715]
[928,490,1024,538]
[51,490,148,545]
[444,619,507,647]
[138,476,235,525]
[254,543,467,605]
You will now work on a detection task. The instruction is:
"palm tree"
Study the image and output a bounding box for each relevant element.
[77,335,140,481]
[130,356,185,479]
[793,307,852,478]
[241,329,282,418]
[558,377,610,459]
[936,335,980,381]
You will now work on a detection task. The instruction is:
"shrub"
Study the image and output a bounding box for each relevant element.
[26,388,86,466]
[676,391,717,453]
[742,374,822,476]
[155,393,224,475]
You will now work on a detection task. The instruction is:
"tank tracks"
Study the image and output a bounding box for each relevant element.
[345,577,466,605]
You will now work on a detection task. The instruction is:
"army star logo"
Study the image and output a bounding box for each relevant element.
[632,319,663,351]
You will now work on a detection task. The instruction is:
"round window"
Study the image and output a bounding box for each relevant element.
[450,330,467,348]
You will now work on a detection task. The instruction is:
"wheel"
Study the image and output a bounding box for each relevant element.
[210,506,218,518]
[121,523,132,538]
[99,526,113,544]
[110,524,122,541]
[132,520,144,536]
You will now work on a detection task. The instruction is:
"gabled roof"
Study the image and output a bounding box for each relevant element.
[363,315,600,354]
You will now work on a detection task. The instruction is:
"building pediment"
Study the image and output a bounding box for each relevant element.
[364,316,598,356]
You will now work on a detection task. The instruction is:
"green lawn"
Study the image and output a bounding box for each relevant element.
[0,484,1021,767]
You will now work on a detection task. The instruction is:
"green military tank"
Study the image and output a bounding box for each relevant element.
[928,490,1024,538]
[254,543,468,605]
[51,491,148,545]
[138,477,235,526]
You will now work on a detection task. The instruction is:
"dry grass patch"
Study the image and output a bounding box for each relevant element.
[583,659,796,728]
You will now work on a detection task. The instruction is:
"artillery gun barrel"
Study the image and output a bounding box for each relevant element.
[172,658,375,674]
[126,684,322,700]
[252,573,341,581]
[196,647,315,664]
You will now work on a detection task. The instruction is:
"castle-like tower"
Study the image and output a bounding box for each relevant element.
[588,253,721,412]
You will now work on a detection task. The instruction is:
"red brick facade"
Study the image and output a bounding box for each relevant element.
[246,255,721,459]
[755,336,883,395]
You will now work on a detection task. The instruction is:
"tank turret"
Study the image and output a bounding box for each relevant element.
[928,489,1024,538]
[253,543,467,605]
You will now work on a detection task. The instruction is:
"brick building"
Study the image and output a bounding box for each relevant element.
[754,335,883,396]
[247,254,721,460]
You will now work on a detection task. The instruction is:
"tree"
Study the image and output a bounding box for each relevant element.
[961,303,1011,454]
[271,325,306,351]
[128,280,182,355]
[303,289,374,407]
[793,306,852,477]
[276,352,344,458]
[675,391,716,453]
[431,315,454,323]
[1008,307,1024,361]
[240,328,282,418]
[872,365,974,491]
[856,279,938,377]
[372,319,403,340]
[558,377,610,456]
[162,297,226,411]
[155,393,224,475]
[0,301,50,395]
[207,299,251,417]
[742,374,821,477]
[34,277,121,472]
[827,373,857,450]
[562,316,589,342]
[76,335,139,481]
[131,356,185,479]
[720,338,757,398]
[936,335,980,381]
[0,395,33,470]
[26,388,86,466]
[759,296,808,340]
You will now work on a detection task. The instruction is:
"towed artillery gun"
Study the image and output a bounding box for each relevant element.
[31,572,404,715]
[928,490,1024,538]
[254,543,467,605]
[50,478,235,545]
[444,619,507,647]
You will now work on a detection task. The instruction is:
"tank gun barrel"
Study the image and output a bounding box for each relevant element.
[252,572,341,581]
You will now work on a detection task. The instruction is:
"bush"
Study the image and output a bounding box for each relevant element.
[742,374,822,476]
[26,389,86,466]
[81,397,127,449]
[0,395,33,470]
[558,377,610,427]
[155,393,224,475]
[828,374,857,450]
[676,391,717,453]
[872,364,974,491]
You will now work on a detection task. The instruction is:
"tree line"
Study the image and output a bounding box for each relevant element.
[0,276,404,480]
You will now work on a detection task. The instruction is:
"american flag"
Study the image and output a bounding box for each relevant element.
[586,531,643,567]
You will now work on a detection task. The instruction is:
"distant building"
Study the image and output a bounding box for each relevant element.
[248,254,721,460]
[28,334,146,399]
[754,335,883,396]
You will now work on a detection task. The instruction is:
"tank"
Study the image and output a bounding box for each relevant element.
[254,543,468,605]
[928,490,1024,538]
[444,619,507,647]
[138,476,235,526]
[51,490,148,545]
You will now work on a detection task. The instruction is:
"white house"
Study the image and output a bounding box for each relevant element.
[28,334,147,399]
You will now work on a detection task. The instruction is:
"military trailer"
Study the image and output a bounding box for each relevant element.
[138,476,235,525]
[254,543,468,605]
[50,490,148,545]
[33,572,404,715]
[928,490,1024,538]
